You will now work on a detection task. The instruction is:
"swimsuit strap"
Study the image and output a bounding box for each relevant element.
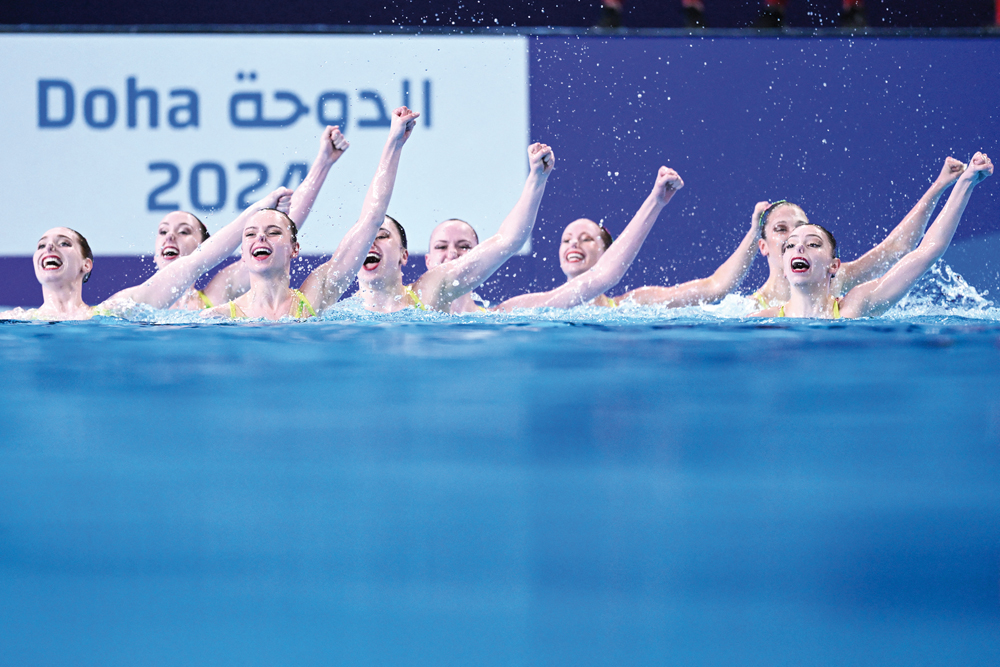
[196,290,213,309]
[289,289,317,318]
[228,300,244,319]
[753,291,768,309]
[404,285,429,311]
[777,304,785,317]
[833,297,841,319]
[604,296,619,308]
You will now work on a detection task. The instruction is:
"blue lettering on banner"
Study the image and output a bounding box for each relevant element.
[229,91,310,128]
[236,162,269,209]
[38,79,201,130]
[83,89,116,129]
[316,92,348,128]
[190,162,227,212]
[38,79,74,128]
[38,78,431,131]
[147,163,181,211]
[148,161,311,212]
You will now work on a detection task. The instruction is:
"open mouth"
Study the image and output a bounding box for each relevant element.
[161,247,179,259]
[363,251,381,271]
[790,257,810,273]
[565,250,585,263]
[251,247,273,259]
[41,255,62,270]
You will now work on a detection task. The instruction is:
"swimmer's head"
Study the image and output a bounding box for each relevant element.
[781,223,840,284]
[360,214,409,283]
[759,201,809,265]
[155,211,210,269]
[34,226,94,286]
[560,218,609,279]
[426,218,479,270]
[240,208,300,275]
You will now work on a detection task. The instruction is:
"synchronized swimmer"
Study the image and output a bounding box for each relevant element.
[1,110,993,321]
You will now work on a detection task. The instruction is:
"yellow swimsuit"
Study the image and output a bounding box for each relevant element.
[753,291,769,309]
[227,289,316,319]
[196,290,213,309]
[404,285,429,311]
[778,298,841,319]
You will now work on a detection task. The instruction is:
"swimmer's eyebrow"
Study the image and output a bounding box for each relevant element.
[38,234,72,243]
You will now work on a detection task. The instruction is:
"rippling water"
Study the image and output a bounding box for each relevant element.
[2,268,999,666]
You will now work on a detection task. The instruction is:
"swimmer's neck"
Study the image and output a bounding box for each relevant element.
[785,281,836,318]
[39,281,89,316]
[357,274,410,313]
[243,272,293,310]
[755,265,791,304]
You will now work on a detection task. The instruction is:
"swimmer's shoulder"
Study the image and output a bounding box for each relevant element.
[749,305,781,318]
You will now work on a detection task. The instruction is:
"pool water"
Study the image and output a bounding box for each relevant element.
[2,272,999,666]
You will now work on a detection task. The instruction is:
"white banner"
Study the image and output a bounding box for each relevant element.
[0,34,530,256]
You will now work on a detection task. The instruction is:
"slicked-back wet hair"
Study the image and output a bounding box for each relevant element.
[385,214,407,250]
[786,221,838,259]
[598,225,613,250]
[258,208,298,244]
[66,228,94,283]
[187,212,210,241]
[760,201,808,240]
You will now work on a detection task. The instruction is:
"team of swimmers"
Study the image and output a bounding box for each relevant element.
[1,107,993,322]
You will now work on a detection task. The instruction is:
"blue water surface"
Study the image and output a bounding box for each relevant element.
[1,300,999,666]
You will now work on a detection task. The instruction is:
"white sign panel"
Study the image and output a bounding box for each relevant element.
[0,34,530,256]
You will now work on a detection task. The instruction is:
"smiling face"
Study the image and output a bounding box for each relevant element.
[559,218,608,279]
[240,209,299,276]
[33,227,92,286]
[359,216,408,284]
[760,203,809,268]
[154,211,206,270]
[425,219,478,270]
[781,224,840,286]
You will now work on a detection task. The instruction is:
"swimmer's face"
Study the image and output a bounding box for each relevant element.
[781,224,839,285]
[33,227,92,286]
[241,210,299,275]
[760,203,808,264]
[560,218,608,279]
[155,211,205,270]
[359,217,407,283]
[425,219,477,269]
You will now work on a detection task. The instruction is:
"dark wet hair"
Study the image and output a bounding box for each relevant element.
[785,221,839,258]
[188,213,210,241]
[759,200,807,240]
[68,228,94,283]
[385,214,407,250]
[598,224,614,250]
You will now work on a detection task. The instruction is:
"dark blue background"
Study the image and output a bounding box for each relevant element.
[2,1,996,29]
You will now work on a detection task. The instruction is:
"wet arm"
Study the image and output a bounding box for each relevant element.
[422,145,554,309]
[107,188,291,309]
[300,108,418,311]
[840,157,964,291]
[844,157,990,318]
[619,203,764,307]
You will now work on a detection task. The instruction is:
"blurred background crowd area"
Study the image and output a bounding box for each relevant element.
[2,1,998,30]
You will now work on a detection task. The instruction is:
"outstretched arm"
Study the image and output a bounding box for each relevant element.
[288,125,350,226]
[106,188,292,310]
[417,143,555,310]
[619,200,766,307]
[842,152,992,318]
[201,127,349,305]
[840,156,965,291]
[300,106,419,311]
[495,166,683,311]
